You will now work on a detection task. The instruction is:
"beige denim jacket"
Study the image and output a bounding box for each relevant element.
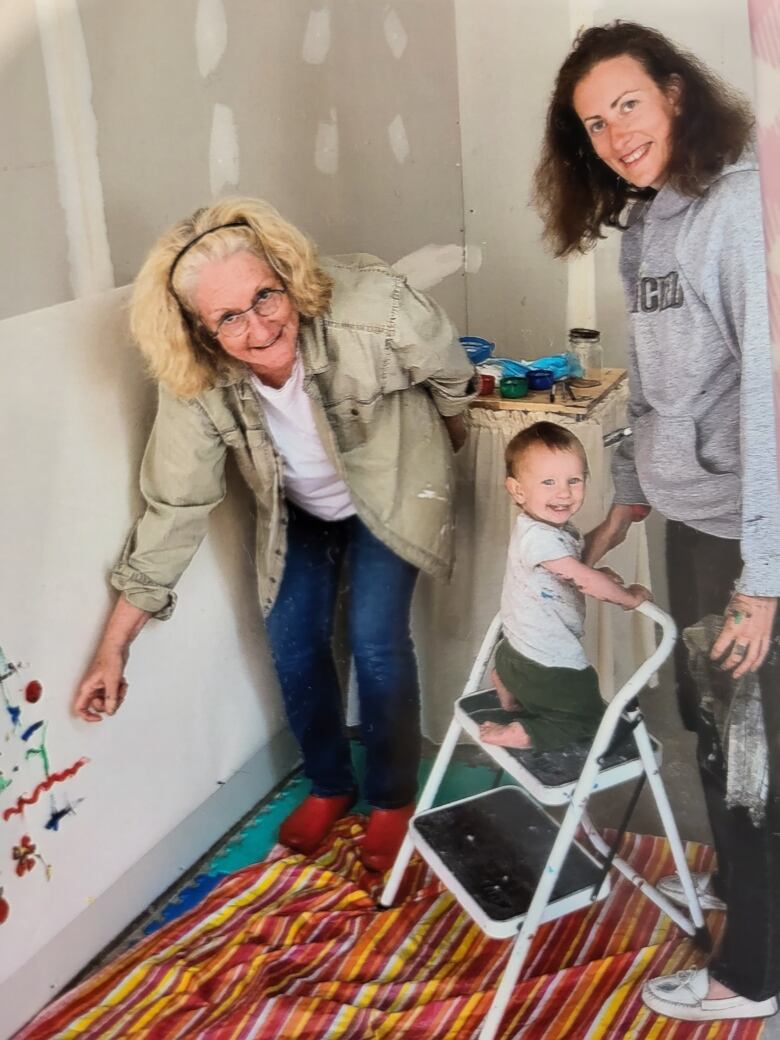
[112,254,476,619]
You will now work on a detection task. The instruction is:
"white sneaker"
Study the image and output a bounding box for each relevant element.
[643,967,778,1022]
[656,870,726,911]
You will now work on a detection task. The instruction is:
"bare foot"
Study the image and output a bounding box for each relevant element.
[479,720,533,749]
[491,669,519,712]
[708,979,738,1000]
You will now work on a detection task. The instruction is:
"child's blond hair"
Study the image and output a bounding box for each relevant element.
[505,421,588,478]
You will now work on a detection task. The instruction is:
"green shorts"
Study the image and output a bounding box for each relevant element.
[494,638,604,752]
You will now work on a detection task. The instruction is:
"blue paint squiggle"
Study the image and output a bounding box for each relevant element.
[21,721,44,742]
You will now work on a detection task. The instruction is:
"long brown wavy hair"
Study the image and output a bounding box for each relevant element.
[130,197,334,397]
[533,21,754,257]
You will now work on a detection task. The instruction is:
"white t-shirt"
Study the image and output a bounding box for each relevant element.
[250,358,356,521]
[500,511,588,670]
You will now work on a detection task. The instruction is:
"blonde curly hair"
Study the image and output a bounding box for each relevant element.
[130,197,334,397]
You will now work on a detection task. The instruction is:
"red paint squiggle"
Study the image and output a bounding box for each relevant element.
[2,758,90,821]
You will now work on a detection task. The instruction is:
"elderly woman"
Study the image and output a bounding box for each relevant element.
[534,22,780,1024]
[73,198,475,873]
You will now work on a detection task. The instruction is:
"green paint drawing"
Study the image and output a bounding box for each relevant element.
[25,729,51,779]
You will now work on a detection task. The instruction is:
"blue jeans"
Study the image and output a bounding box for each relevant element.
[266,503,421,809]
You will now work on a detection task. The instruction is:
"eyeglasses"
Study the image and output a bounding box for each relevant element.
[211,287,287,339]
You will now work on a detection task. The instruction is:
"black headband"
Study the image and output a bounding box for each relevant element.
[167,220,251,296]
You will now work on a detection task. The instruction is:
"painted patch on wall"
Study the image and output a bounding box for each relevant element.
[195,0,228,78]
[209,103,240,196]
[393,243,464,291]
[465,243,484,274]
[383,8,408,60]
[387,114,409,165]
[315,109,339,175]
[302,7,331,65]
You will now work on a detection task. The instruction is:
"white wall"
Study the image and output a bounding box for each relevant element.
[0,290,299,1038]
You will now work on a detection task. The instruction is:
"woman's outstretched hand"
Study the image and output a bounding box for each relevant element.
[711,593,777,679]
[74,648,129,721]
[72,597,151,721]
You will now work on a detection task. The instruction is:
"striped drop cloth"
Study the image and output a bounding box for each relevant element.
[16,819,758,1040]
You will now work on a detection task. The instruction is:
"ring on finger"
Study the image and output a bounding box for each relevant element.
[733,643,749,657]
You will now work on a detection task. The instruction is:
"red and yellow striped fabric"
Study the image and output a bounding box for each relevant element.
[16,822,761,1039]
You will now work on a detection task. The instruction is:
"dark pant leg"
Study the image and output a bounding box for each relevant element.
[666,523,740,894]
[707,641,780,1000]
[665,521,742,731]
[666,522,780,998]
[706,791,780,999]
[265,504,356,799]
[346,516,421,809]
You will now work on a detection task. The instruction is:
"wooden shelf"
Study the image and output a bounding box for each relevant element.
[471,368,626,418]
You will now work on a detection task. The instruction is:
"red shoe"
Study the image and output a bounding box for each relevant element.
[361,804,415,873]
[279,793,355,855]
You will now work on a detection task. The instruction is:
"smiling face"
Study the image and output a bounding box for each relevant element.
[506,444,586,527]
[192,250,300,387]
[573,54,680,191]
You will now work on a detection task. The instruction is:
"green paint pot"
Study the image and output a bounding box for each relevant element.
[499,375,529,399]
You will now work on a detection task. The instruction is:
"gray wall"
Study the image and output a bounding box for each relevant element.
[1,0,71,316]
[2,1,755,342]
[456,0,755,358]
[2,0,467,324]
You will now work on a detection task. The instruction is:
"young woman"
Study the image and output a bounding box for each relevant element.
[535,22,780,1023]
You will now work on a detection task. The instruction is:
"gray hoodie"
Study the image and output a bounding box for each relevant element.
[613,153,780,597]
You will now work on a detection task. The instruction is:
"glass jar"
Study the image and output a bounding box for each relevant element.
[568,328,603,381]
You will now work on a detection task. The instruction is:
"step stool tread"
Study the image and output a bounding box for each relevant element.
[459,690,658,787]
[413,787,603,922]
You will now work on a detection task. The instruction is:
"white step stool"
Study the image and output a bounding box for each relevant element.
[380,602,709,1040]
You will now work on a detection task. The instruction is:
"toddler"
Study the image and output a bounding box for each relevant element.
[479,421,651,751]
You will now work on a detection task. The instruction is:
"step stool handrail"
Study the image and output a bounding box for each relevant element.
[533,601,675,774]
[462,611,504,696]
[463,600,675,714]
[549,601,675,795]
[604,600,676,715]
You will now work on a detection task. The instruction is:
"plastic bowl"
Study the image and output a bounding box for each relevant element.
[499,376,528,399]
[527,368,555,391]
[460,336,495,366]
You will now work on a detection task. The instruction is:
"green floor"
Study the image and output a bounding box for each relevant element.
[207,744,501,877]
[129,742,505,938]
